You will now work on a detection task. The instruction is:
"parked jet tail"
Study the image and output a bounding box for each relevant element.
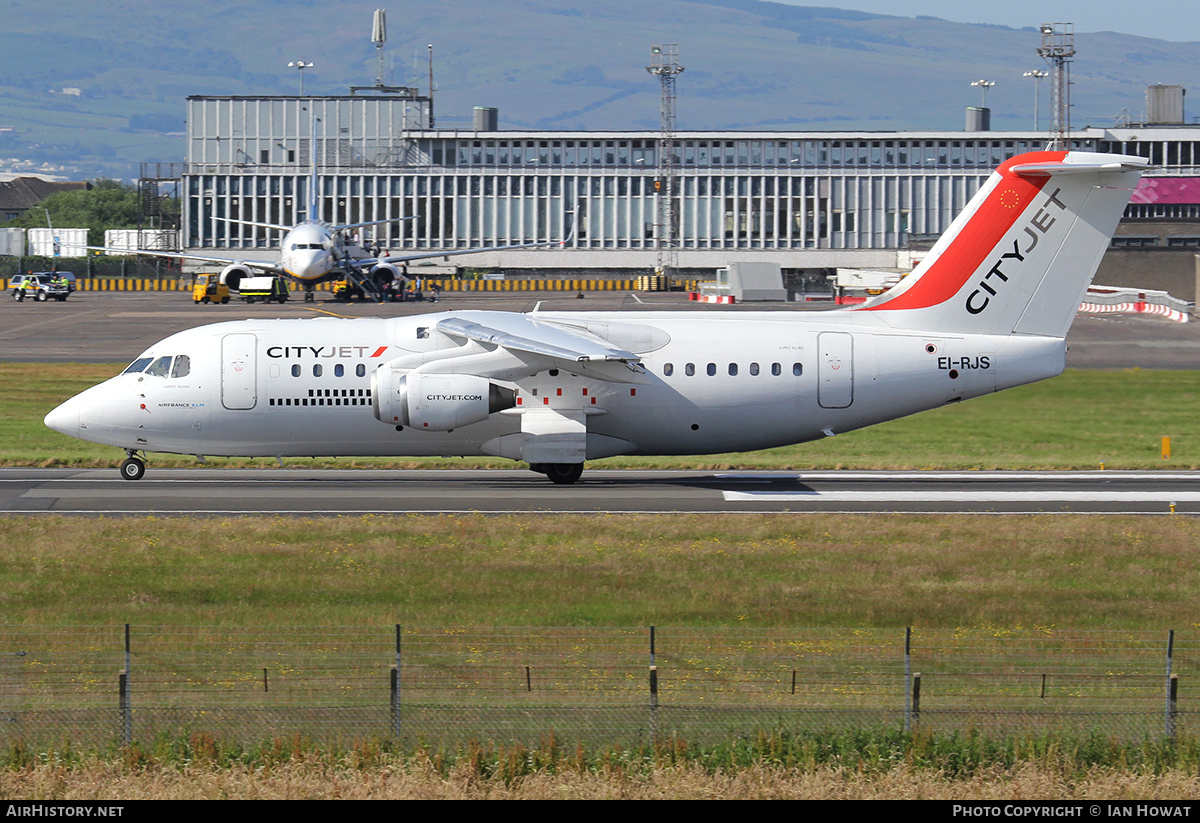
[857,150,1149,338]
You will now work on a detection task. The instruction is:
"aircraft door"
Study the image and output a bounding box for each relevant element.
[221,333,258,410]
[817,332,853,409]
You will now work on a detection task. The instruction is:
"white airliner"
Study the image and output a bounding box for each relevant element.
[104,200,558,302]
[47,150,1147,484]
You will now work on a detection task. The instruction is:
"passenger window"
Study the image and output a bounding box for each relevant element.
[335,364,344,377]
[145,356,172,378]
[793,363,803,376]
[771,363,781,376]
[685,363,695,376]
[728,363,738,376]
[291,365,301,377]
[313,365,323,377]
[706,363,716,376]
[663,363,673,377]
[356,364,366,377]
[750,362,760,376]
[170,355,191,379]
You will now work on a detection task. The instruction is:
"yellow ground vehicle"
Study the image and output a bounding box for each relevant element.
[192,274,230,304]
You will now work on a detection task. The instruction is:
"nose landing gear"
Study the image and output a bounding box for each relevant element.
[120,451,146,481]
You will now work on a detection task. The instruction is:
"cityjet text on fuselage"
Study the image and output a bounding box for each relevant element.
[266,345,391,359]
[965,186,1067,316]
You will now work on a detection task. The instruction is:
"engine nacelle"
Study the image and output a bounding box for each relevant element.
[372,370,516,431]
[219,264,257,292]
[368,262,403,290]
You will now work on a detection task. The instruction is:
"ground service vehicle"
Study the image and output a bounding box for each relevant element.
[11,273,70,302]
[192,274,230,304]
[238,276,289,304]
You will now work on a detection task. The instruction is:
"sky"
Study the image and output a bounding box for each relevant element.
[775,1,1200,43]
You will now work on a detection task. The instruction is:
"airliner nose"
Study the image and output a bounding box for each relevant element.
[44,399,79,436]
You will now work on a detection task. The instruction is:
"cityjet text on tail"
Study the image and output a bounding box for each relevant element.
[46,151,1148,484]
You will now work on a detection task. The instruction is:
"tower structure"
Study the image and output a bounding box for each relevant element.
[646,44,683,284]
[1037,23,1075,148]
[372,9,387,87]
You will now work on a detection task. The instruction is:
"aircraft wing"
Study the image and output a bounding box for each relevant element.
[436,312,647,383]
[345,226,574,268]
[84,245,283,273]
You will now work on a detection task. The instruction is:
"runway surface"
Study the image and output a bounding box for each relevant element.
[1,468,1195,515]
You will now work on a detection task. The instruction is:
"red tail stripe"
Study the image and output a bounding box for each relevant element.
[862,151,1067,313]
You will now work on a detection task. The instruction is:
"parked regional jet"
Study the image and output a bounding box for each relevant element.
[47,151,1147,484]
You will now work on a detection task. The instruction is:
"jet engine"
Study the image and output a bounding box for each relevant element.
[372,370,516,431]
[367,262,404,291]
[219,264,257,292]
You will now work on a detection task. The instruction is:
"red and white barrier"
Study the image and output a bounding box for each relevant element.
[688,292,735,304]
[1079,286,1192,323]
[1079,300,1190,323]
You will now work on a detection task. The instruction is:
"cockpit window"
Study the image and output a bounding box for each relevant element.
[123,357,153,374]
[170,355,191,379]
[145,356,172,378]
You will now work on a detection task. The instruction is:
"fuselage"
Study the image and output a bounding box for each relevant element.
[278,221,340,283]
[43,309,1065,462]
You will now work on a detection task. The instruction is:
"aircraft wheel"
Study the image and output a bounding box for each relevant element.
[120,457,145,481]
[545,463,583,485]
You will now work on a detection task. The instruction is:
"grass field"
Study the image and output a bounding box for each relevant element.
[1,513,1196,628]
[6,363,1200,470]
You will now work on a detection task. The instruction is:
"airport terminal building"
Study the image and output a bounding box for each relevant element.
[181,94,1200,295]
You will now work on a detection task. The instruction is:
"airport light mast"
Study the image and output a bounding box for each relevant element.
[289,61,314,96]
[1037,23,1075,148]
[647,44,683,287]
[1023,69,1048,131]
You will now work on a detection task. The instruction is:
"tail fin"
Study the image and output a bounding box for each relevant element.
[858,151,1148,337]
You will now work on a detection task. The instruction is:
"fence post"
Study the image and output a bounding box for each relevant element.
[649,626,658,743]
[1165,629,1176,738]
[1168,675,1179,739]
[392,624,402,740]
[904,627,913,732]
[912,673,921,727]
[122,624,131,744]
[118,671,130,745]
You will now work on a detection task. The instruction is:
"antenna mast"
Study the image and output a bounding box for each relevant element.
[647,44,683,286]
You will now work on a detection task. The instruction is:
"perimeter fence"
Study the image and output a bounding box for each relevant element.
[0,626,1195,749]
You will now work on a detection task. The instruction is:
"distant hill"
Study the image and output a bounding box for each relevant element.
[2,0,1198,179]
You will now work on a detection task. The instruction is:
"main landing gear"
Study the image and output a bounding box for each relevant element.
[120,451,146,481]
[529,463,584,485]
